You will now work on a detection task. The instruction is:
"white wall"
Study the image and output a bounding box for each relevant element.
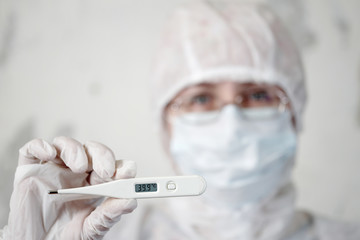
[0,0,359,227]
[295,0,360,223]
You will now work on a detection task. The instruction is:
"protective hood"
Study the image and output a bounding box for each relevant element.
[150,2,306,132]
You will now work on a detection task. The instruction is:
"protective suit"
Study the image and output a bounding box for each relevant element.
[1,2,360,240]
[143,2,360,240]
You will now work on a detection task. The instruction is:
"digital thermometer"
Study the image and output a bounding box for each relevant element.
[49,175,206,199]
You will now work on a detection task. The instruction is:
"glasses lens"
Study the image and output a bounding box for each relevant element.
[179,93,219,113]
[167,90,221,124]
[240,86,281,107]
[238,85,289,120]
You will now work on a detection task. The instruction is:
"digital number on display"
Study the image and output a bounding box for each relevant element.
[135,183,157,192]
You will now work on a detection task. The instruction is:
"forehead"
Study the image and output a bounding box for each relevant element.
[172,81,285,99]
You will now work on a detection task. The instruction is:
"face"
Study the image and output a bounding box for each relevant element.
[164,81,295,135]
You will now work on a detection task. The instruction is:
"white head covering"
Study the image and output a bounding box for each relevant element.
[151,2,306,131]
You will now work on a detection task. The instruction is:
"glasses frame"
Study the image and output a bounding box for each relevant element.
[164,83,292,124]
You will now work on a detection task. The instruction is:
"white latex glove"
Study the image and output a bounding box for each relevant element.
[2,137,137,240]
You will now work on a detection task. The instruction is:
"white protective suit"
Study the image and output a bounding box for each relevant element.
[141,2,360,240]
[1,2,360,240]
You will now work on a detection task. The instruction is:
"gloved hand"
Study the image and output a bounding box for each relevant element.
[2,137,137,240]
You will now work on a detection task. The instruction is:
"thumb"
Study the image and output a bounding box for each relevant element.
[81,198,137,239]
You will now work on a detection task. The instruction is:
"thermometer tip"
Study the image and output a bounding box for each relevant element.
[48,190,58,194]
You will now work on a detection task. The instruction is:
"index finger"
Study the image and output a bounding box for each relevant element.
[18,138,57,165]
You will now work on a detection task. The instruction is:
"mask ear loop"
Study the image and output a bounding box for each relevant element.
[275,89,297,128]
[276,90,290,114]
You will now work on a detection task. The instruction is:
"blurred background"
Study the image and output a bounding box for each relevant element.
[0,0,359,227]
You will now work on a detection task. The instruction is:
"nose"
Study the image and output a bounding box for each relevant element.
[219,104,243,122]
[219,95,243,111]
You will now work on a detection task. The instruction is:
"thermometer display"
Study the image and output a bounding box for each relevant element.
[135,183,157,192]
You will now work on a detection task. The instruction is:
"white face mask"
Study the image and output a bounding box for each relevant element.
[169,105,297,210]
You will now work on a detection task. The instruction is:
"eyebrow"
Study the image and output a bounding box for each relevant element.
[179,83,215,94]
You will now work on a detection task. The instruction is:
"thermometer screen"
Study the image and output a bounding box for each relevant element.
[135,183,157,192]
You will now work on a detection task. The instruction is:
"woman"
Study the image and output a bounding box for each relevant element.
[2,2,359,240]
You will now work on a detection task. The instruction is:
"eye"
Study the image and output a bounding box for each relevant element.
[249,90,271,101]
[190,94,213,105]
[183,93,217,112]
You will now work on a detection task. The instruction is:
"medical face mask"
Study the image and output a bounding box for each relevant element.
[169,105,297,210]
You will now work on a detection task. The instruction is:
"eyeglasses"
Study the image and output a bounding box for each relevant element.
[165,84,290,124]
